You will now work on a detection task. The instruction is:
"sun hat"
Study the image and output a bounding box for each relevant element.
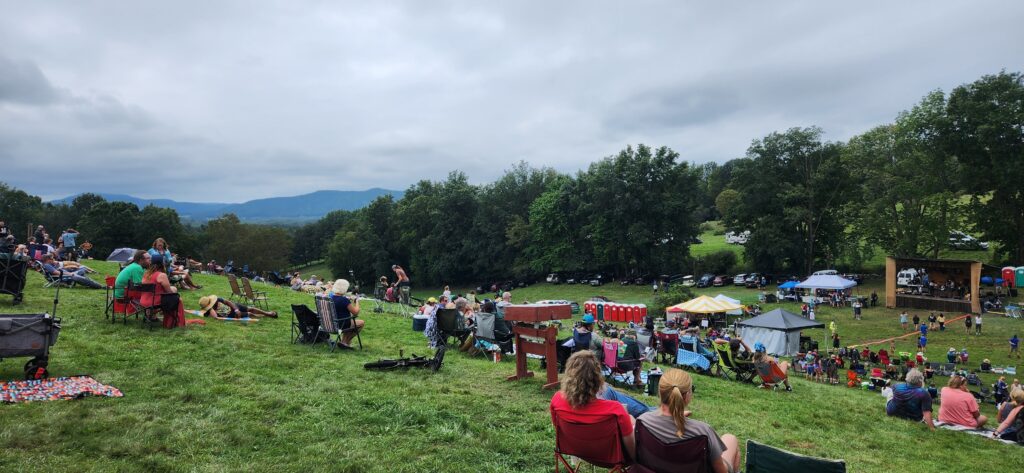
[582,314,595,324]
[199,295,218,313]
[333,279,350,294]
[427,297,437,303]
[754,342,766,353]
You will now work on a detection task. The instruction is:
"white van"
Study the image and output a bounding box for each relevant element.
[725,230,750,245]
[896,268,921,287]
[812,269,838,276]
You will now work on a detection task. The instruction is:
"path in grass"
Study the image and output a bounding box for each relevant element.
[1,262,1023,472]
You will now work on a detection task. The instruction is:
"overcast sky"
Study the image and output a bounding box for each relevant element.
[2,2,1022,202]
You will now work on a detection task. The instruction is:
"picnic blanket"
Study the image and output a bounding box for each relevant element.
[186,309,259,322]
[676,348,712,371]
[1,376,123,403]
[934,421,1018,445]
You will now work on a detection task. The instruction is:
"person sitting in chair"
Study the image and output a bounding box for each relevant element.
[557,314,603,368]
[114,250,151,298]
[550,351,636,461]
[993,388,1024,441]
[39,254,102,288]
[140,254,186,328]
[330,279,364,349]
[728,337,753,362]
[638,368,741,473]
[198,294,277,319]
[886,368,935,430]
[939,375,988,429]
[752,344,793,391]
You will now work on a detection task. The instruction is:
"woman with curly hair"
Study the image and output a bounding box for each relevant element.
[549,351,635,460]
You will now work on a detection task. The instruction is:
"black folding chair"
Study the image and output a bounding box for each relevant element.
[746,440,846,473]
[633,418,711,473]
[313,295,362,351]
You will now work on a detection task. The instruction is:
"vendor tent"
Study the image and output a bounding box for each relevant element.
[795,275,857,291]
[714,294,743,315]
[106,248,137,263]
[666,295,741,314]
[778,280,798,290]
[737,308,824,356]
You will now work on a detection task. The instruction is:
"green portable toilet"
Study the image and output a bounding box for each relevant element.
[1017,267,1024,288]
[596,302,605,321]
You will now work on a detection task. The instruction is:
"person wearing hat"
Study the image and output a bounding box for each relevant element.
[330,279,363,349]
[198,294,277,319]
[557,314,604,369]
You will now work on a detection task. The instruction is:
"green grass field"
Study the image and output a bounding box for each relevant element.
[2,261,1023,472]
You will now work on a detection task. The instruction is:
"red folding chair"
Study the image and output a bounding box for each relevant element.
[104,276,116,319]
[552,409,630,472]
[755,360,789,391]
[633,417,710,473]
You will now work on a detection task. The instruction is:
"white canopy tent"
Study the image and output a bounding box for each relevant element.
[795,275,857,291]
[713,294,743,315]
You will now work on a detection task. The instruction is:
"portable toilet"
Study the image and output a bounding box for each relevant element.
[611,304,621,322]
[624,305,635,323]
[1017,267,1024,288]
[595,302,605,321]
[1003,267,1016,287]
[585,302,595,315]
[638,304,648,319]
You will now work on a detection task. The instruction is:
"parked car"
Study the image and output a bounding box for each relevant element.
[681,275,695,287]
[733,273,748,286]
[713,275,732,287]
[812,269,838,276]
[725,230,750,245]
[589,274,605,287]
[745,273,761,288]
[546,273,561,284]
[949,230,989,250]
[697,273,715,288]
[897,268,923,287]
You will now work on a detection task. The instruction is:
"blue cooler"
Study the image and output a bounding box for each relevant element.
[412,314,428,332]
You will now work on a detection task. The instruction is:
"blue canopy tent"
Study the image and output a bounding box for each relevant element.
[778,280,798,290]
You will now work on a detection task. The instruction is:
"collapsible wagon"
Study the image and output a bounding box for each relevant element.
[0,312,61,379]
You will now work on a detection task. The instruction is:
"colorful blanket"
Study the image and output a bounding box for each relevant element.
[1,376,123,403]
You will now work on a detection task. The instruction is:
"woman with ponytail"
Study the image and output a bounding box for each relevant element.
[637,368,740,473]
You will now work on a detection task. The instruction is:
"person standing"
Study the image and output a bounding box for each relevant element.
[33,225,45,245]
[938,313,945,331]
[58,228,79,261]
[965,314,973,335]
[974,314,983,335]
[899,311,909,330]
[928,312,937,330]
[870,290,878,307]
[1010,334,1020,359]
[392,264,411,305]
[852,300,862,321]
[652,280,658,295]
[912,313,920,329]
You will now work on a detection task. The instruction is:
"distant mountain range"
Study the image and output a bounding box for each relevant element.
[50,188,403,223]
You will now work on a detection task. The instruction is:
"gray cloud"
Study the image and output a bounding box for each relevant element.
[1,1,1022,202]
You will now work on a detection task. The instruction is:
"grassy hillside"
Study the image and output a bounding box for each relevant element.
[1,261,1023,472]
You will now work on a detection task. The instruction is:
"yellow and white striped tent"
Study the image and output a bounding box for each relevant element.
[665,295,742,314]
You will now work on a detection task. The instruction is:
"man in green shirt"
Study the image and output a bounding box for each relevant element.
[114,250,151,298]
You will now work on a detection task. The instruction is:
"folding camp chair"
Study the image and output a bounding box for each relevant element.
[846,369,861,388]
[633,417,711,473]
[745,440,846,473]
[435,308,471,349]
[654,329,679,364]
[712,340,757,383]
[126,283,161,330]
[473,311,513,360]
[241,277,268,310]
[603,339,644,387]
[41,269,75,289]
[0,254,30,305]
[313,295,362,351]
[551,409,630,473]
[226,274,245,302]
[755,360,790,391]
[290,304,321,344]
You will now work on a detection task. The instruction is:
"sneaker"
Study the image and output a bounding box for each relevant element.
[267,311,278,318]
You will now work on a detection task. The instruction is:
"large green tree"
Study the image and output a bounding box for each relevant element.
[845,91,962,258]
[947,71,1024,262]
[728,127,850,273]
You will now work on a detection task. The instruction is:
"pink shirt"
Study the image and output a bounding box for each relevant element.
[938,387,979,427]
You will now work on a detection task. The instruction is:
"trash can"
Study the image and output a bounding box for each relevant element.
[646,369,663,396]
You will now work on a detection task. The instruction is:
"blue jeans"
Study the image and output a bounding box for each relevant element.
[598,385,656,418]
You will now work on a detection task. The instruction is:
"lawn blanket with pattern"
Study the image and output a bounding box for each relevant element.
[1,376,123,403]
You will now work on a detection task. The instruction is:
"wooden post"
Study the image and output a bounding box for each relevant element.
[506,323,562,390]
[885,256,896,309]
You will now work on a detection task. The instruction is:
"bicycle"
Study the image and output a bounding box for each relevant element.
[363,347,446,372]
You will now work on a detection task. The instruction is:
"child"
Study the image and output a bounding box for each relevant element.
[918,334,927,350]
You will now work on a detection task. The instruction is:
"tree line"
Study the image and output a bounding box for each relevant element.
[4,71,1021,285]
[0,188,292,272]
